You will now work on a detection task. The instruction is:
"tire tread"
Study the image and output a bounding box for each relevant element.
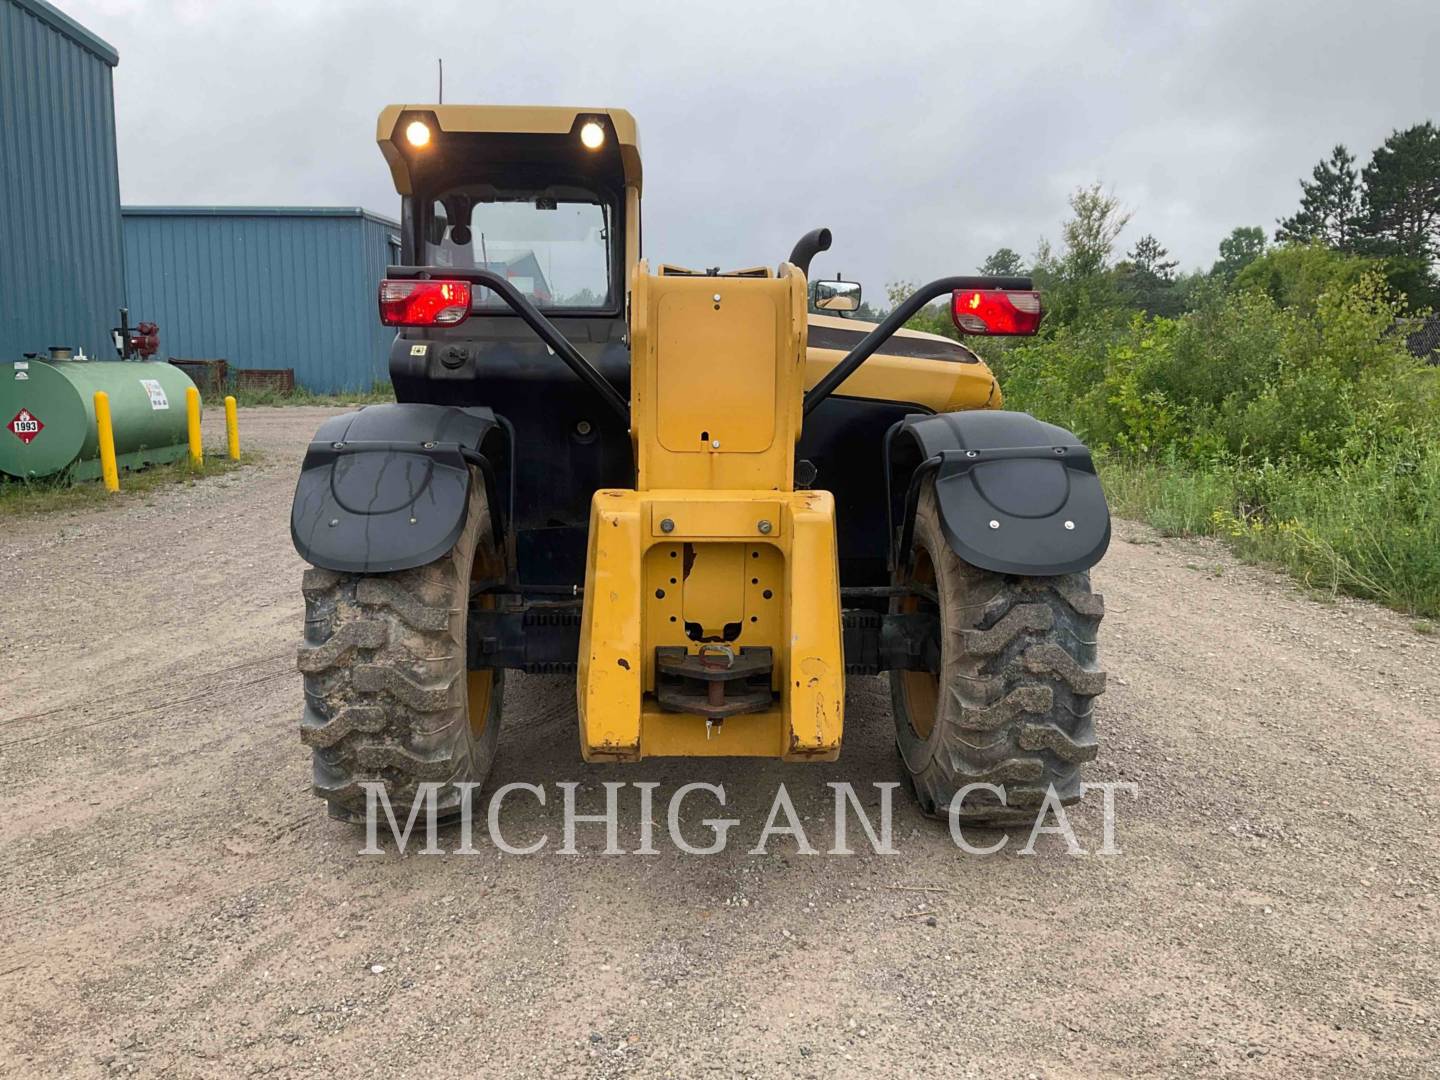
[298,470,502,821]
[891,482,1106,824]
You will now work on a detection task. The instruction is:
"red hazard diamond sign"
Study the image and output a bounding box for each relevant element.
[8,408,43,444]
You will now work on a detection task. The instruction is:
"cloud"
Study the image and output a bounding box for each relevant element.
[69,0,1439,286]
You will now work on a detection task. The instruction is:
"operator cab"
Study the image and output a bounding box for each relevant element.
[377,106,643,585]
[381,107,640,313]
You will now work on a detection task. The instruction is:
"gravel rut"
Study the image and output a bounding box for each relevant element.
[1,406,1436,1078]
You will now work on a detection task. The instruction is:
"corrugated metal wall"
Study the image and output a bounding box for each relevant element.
[122,208,402,393]
[0,0,126,360]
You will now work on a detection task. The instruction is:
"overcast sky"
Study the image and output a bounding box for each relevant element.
[67,0,1438,290]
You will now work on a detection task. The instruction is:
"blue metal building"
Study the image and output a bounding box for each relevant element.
[122,207,402,392]
[1,0,126,361]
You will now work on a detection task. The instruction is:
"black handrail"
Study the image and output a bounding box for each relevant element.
[803,275,1033,416]
[389,266,1035,428]
[386,265,631,426]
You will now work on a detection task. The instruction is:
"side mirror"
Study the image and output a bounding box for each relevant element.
[813,279,862,313]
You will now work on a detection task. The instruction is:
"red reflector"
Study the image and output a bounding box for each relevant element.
[950,289,1044,336]
[379,279,472,326]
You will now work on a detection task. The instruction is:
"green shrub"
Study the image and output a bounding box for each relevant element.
[1232,243,1378,315]
[999,272,1440,616]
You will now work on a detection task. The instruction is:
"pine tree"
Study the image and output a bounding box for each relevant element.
[1114,235,1181,315]
[1127,235,1178,281]
[1276,145,1361,249]
[1359,122,1440,264]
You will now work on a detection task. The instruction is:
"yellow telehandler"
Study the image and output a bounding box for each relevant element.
[291,106,1108,825]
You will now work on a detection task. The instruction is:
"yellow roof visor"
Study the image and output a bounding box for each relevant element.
[377,104,642,196]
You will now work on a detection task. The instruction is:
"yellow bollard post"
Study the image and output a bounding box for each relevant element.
[93,391,120,492]
[224,395,241,461]
[186,385,203,466]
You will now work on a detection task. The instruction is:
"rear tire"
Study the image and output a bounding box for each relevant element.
[297,469,504,822]
[890,479,1105,825]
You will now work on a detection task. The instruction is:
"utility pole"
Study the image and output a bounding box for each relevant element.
[438,58,443,103]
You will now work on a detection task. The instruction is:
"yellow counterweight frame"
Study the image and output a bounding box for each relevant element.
[577,263,845,760]
[577,489,843,760]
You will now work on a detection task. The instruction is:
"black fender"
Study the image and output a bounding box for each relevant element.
[290,403,510,574]
[887,411,1110,577]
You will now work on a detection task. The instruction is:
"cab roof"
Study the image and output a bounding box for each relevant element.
[377,105,642,196]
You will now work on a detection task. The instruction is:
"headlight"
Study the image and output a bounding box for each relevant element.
[579,121,605,150]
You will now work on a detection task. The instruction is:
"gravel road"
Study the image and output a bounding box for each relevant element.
[1,406,1436,1078]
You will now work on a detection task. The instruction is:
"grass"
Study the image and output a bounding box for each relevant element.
[0,450,258,517]
[1100,458,1238,536]
[1100,442,1440,618]
[226,380,394,408]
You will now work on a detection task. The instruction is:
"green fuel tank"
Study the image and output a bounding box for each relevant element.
[1,350,199,481]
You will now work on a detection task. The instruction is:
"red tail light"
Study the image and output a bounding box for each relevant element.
[951,289,1044,336]
[379,279,472,326]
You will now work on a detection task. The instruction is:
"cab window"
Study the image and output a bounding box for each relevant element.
[425,186,613,310]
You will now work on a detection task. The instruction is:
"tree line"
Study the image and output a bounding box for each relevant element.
[968,120,1439,326]
[908,121,1440,619]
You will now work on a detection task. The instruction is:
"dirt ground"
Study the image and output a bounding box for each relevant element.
[1,405,1436,1078]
